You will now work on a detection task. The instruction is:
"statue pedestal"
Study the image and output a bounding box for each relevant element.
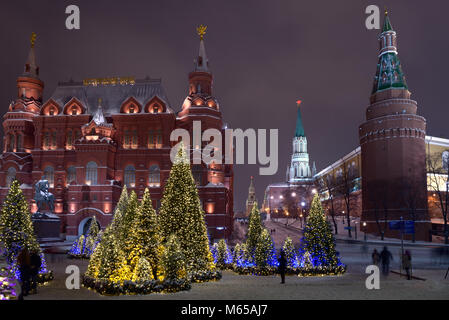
[32,212,61,241]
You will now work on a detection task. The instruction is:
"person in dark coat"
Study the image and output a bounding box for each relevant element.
[29,249,42,294]
[372,249,380,265]
[402,250,412,280]
[278,249,287,284]
[380,246,393,275]
[17,248,31,296]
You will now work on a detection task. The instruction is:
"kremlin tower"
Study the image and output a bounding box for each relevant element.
[359,12,431,241]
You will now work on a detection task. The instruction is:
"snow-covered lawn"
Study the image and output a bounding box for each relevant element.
[26,255,449,300]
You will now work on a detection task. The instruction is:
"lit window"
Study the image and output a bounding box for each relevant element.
[149,165,160,187]
[192,165,203,186]
[43,166,54,188]
[124,165,136,188]
[86,161,98,185]
[67,166,76,185]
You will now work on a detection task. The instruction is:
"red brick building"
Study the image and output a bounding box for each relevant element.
[0,33,234,241]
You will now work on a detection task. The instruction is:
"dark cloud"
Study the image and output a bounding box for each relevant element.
[1,0,447,211]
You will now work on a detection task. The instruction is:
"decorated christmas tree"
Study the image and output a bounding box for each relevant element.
[246,202,263,259]
[87,216,99,239]
[161,234,186,281]
[0,180,51,281]
[158,145,214,273]
[254,229,277,269]
[131,256,153,282]
[282,237,297,268]
[86,226,130,282]
[126,188,160,278]
[300,194,339,268]
[111,186,128,231]
[0,180,40,263]
[120,191,139,253]
[214,239,232,268]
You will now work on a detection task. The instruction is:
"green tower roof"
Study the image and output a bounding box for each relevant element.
[372,13,408,94]
[295,103,305,137]
[382,14,393,32]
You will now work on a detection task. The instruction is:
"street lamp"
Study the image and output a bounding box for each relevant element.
[363,222,367,241]
[300,213,303,228]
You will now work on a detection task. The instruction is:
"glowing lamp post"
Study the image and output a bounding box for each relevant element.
[363,221,367,241]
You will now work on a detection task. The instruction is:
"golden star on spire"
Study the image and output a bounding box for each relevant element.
[30,32,37,48]
[384,6,388,16]
[197,25,207,40]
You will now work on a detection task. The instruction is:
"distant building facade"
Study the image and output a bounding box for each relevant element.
[262,102,316,219]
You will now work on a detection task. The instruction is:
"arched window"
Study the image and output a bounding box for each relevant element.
[124,165,136,187]
[6,167,16,187]
[149,165,160,187]
[67,166,76,185]
[86,161,98,185]
[44,166,54,188]
[192,165,203,186]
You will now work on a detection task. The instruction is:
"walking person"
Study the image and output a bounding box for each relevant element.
[278,249,287,284]
[29,249,42,294]
[380,246,393,275]
[17,247,31,296]
[372,248,380,265]
[402,250,412,280]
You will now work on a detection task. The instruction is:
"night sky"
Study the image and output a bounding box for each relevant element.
[1,0,448,212]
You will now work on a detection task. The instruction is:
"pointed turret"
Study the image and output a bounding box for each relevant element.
[23,32,40,78]
[382,9,393,32]
[371,11,407,95]
[93,99,106,125]
[194,30,209,72]
[188,25,213,96]
[17,32,44,103]
[246,176,258,216]
[295,100,305,137]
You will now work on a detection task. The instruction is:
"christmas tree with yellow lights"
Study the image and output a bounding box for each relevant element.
[254,229,277,269]
[282,236,297,268]
[300,194,339,268]
[246,202,263,259]
[161,234,186,281]
[158,146,215,274]
[126,188,160,279]
[86,226,130,282]
[111,186,128,231]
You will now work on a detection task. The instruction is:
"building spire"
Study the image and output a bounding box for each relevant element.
[194,25,210,72]
[23,32,40,78]
[295,100,305,137]
[382,8,393,32]
[93,98,106,125]
[371,11,407,95]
